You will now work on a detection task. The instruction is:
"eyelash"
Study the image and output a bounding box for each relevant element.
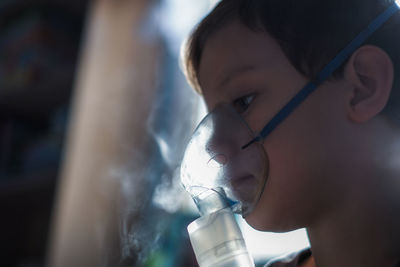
[233,94,256,114]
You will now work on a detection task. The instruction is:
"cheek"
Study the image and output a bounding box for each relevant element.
[247,136,323,231]
[245,87,349,231]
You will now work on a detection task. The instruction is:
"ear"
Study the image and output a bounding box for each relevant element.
[344,45,394,123]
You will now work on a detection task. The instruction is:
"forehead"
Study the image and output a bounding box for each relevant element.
[198,20,291,97]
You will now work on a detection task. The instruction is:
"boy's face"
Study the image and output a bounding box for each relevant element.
[198,21,357,231]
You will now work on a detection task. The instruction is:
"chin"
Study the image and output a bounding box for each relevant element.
[244,210,301,233]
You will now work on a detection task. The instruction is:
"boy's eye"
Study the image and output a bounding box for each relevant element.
[233,94,255,113]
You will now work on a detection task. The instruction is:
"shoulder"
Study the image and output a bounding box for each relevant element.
[264,248,312,267]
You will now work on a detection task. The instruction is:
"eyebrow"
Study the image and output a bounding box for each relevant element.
[218,65,258,88]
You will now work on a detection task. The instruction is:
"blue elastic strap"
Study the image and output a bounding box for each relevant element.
[242,2,399,149]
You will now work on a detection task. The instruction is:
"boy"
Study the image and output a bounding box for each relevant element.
[182,0,400,266]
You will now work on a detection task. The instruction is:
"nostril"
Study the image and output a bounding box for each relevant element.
[207,154,228,168]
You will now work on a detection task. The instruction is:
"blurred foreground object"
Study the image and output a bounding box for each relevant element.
[47,0,163,266]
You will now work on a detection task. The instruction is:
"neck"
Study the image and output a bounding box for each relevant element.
[307,169,400,267]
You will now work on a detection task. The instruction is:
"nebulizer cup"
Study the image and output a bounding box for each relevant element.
[187,188,254,267]
[180,104,268,267]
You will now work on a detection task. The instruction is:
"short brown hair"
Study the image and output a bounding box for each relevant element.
[183,0,400,115]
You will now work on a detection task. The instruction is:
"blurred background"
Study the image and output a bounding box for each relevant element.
[0,0,309,266]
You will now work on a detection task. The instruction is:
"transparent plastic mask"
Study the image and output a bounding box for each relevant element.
[181,104,268,217]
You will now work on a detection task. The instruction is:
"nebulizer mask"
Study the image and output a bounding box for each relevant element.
[180,3,399,266]
[180,104,268,267]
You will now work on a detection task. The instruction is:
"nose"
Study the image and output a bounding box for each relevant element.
[206,128,240,169]
[207,153,228,168]
[204,105,252,168]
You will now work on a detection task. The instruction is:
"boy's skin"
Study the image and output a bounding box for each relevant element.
[197,20,400,267]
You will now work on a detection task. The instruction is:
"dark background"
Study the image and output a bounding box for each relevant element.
[0,1,87,266]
